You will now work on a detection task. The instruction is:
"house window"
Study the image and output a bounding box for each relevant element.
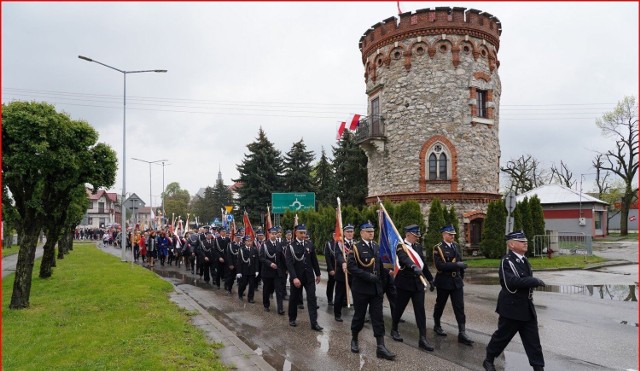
[98,202,105,214]
[427,143,449,180]
[88,217,93,225]
[476,90,487,118]
[594,211,602,230]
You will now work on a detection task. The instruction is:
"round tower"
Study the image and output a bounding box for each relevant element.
[356,7,502,250]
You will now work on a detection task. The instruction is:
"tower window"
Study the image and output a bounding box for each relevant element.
[476,90,487,118]
[427,143,449,181]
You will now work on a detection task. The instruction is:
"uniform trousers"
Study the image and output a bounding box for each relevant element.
[262,276,285,311]
[214,261,225,288]
[383,283,398,320]
[238,275,256,301]
[486,315,544,367]
[433,287,466,325]
[288,277,318,324]
[224,267,236,291]
[202,260,214,283]
[351,291,384,337]
[326,274,336,303]
[394,287,427,335]
[333,281,347,317]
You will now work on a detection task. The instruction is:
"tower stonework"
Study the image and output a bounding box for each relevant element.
[355,7,502,249]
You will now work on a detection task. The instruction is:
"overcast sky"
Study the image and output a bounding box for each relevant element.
[3,2,638,207]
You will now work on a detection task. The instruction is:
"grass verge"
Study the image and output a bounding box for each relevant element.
[466,254,606,269]
[2,242,227,370]
[2,247,19,258]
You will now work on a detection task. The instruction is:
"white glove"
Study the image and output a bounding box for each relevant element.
[236,273,242,279]
[255,272,259,277]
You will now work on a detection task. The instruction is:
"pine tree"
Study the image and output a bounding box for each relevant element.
[425,198,446,255]
[529,195,546,255]
[480,200,507,259]
[313,147,335,207]
[283,138,315,193]
[444,205,461,243]
[332,132,368,206]
[518,197,534,246]
[235,128,285,220]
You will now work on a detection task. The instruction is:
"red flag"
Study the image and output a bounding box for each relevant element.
[336,121,346,140]
[230,219,237,241]
[349,114,361,131]
[266,206,273,232]
[243,211,255,240]
[334,207,342,242]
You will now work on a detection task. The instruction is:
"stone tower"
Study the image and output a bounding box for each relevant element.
[355,7,502,250]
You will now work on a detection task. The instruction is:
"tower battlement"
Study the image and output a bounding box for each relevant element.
[359,7,501,61]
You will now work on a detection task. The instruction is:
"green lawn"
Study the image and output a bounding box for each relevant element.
[465,254,606,269]
[2,242,227,370]
[2,247,19,258]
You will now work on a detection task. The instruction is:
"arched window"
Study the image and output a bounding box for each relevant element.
[426,143,450,181]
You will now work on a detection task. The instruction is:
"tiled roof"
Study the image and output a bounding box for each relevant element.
[517,184,607,205]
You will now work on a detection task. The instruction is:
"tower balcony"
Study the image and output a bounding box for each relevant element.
[355,115,386,152]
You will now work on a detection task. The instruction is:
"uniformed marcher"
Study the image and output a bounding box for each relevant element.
[285,224,323,331]
[390,225,435,351]
[214,228,230,289]
[483,231,546,371]
[237,234,259,303]
[198,231,216,284]
[333,224,354,321]
[348,222,395,360]
[324,233,337,307]
[185,231,200,274]
[260,227,286,314]
[433,224,473,345]
[254,229,266,289]
[224,229,243,295]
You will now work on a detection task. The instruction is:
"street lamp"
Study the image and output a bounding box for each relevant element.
[132,157,167,228]
[79,55,167,262]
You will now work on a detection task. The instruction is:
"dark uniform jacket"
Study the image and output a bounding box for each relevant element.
[348,240,384,296]
[260,239,284,278]
[285,238,320,283]
[237,244,259,275]
[433,241,464,290]
[198,238,216,262]
[332,240,353,283]
[395,240,433,292]
[215,236,230,262]
[324,240,336,275]
[225,241,241,268]
[497,251,541,321]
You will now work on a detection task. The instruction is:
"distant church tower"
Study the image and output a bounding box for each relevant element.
[356,7,502,249]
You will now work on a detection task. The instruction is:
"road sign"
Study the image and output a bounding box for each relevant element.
[272,192,316,213]
[225,205,233,213]
[505,216,514,235]
[505,192,517,214]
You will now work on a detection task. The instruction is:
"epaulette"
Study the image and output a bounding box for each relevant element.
[433,242,442,249]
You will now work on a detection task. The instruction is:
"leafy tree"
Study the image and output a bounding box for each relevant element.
[481,200,507,259]
[333,132,368,206]
[283,139,315,192]
[313,147,335,207]
[210,178,234,223]
[58,185,90,258]
[424,198,446,258]
[501,154,548,193]
[235,128,285,220]
[163,182,191,222]
[2,101,116,308]
[593,95,638,235]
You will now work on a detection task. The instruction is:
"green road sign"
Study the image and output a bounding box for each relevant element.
[272,192,316,213]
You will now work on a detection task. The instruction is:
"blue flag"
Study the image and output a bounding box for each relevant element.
[378,209,400,272]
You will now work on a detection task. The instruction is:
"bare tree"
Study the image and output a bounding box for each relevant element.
[550,160,576,188]
[500,154,548,194]
[594,96,638,236]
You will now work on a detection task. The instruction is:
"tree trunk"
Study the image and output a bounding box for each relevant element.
[10,231,40,309]
[39,237,57,278]
[66,231,73,254]
[57,232,66,259]
[620,188,633,236]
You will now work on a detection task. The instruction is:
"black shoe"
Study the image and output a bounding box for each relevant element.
[483,359,497,371]
[458,332,474,345]
[278,310,285,315]
[328,301,334,306]
[419,336,434,351]
[434,326,447,336]
[248,299,255,303]
[334,316,343,322]
[390,330,403,342]
[298,304,304,310]
[311,324,323,331]
[289,320,297,327]
[376,345,396,360]
[316,305,320,309]
[399,319,406,323]
[351,339,359,353]
[264,307,270,312]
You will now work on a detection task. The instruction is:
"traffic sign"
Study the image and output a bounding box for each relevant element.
[272,192,316,213]
[505,191,517,214]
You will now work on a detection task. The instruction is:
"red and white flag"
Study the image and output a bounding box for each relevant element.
[336,121,346,140]
[243,211,255,241]
[348,114,361,131]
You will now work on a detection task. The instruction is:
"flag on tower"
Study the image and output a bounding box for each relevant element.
[336,121,346,140]
[349,114,361,131]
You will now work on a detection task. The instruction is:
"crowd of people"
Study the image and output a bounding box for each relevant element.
[100,221,545,369]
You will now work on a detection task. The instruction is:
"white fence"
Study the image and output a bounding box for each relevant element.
[532,231,593,257]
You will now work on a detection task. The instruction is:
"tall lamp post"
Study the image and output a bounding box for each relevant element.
[160,161,171,227]
[79,55,167,262]
[132,157,167,228]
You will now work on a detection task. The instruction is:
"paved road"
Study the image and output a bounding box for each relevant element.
[4,240,637,370]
